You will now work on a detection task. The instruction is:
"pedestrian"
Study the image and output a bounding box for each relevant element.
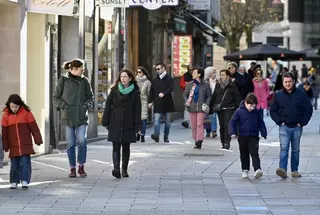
[229,93,267,179]
[210,69,242,150]
[270,72,313,179]
[180,65,193,128]
[204,66,218,138]
[0,135,3,169]
[102,69,141,179]
[228,62,249,100]
[301,64,308,79]
[1,94,43,189]
[252,68,269,119]
[308,69,320,110]
[135,66,151,142]
[247,62,257,93]
[290,65,298,83]
[53,59,94,178]
[183,67,211,149]
[148,63,175,143]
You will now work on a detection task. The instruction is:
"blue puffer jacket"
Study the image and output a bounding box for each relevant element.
[270,87,313,128]
[229,101,267,138]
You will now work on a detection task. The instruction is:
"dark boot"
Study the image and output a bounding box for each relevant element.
[151,134,159,143]
[112,151,121,179]
[164,137,169,143]
[69,168,77,178]
[141,135,145,142]
[136,133,140,141]
[194,140,203,149]
[224,143,230,150]
[122,149,130,178]
[212,131,217,138]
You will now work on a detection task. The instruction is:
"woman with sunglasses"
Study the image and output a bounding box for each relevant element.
[136,66,151,142]
[252,68,269,119]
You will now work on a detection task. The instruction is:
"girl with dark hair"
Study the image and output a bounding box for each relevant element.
[135,66,151,142]
[183,68,211,149]
[210,69,242,150]
[102,69,141,179]
[53,59,94,178]
[2,94,43,189]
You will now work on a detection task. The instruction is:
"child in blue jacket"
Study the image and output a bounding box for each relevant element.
[229,93,267,179]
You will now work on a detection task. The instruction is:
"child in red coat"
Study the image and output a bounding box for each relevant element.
[2,94,43,189]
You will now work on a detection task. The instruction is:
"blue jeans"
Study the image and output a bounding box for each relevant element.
[279,125,302,172]
[141,119,147,136]
[211,113,217,131]
[10,155,32,184]
[66,125,88,168]
[154,113,171,138]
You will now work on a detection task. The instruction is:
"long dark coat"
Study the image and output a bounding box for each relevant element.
[102,86,141,144]
[148,73,175,113]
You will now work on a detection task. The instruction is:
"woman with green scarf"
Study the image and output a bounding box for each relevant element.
[102,69,141,179]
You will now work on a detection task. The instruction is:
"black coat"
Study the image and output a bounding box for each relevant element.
[148,73,175,113]
[102,87,141,144]
[209,80,242,114]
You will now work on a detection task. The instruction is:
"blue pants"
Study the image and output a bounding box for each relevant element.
[154,113,171,138]
[66,125,88,168]
[210,113,217,131]
[279,125,302,172]
[10,155,32,184]
[141,119,147,136]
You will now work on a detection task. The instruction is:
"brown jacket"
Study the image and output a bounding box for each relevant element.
[1,107,43,158]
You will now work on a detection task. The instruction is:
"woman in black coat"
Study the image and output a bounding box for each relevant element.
[102,69,141,179]
[210,69,242,150]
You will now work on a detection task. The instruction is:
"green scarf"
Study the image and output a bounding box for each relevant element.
[118,83,134,94]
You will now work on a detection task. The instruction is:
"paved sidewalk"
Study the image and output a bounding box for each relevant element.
[1,111,320,215]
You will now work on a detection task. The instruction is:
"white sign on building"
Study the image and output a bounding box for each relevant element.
[26,0,74,16]
[187,0,210,10]
[129,0,179,10]
[100,0,129,7]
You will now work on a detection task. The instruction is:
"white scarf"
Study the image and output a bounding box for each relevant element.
[209,78,217,93]
[159,71,167,79]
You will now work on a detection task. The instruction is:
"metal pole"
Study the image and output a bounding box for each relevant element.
[79,0,85,59]
[123,8,129,68]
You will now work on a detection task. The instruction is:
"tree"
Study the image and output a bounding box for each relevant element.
[218,0,281,53]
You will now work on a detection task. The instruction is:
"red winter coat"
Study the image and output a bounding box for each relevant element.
[1,107,43,158]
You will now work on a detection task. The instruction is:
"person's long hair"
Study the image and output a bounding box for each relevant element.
[137,66,151,81]
[4,94,31,113]
[113,69,139,91]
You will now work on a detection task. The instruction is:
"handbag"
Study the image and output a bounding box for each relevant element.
[202,103,210,114]
[212,88,228,113]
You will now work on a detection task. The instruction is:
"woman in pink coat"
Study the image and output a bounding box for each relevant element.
[252,68,269,119]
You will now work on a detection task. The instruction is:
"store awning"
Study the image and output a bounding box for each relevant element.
[187,13,226,39]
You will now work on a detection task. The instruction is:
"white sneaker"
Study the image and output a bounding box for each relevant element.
[242,170,249,178]
[21,181,28,189]
[10,183,17,189]
[254,169,263,179]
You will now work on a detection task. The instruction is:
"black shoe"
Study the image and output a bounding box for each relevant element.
[136,134,140,141]
[194,140,202,149]
[224,143,230,150]
[122,169,129,177]
[164,137,169,143]
[206,133,210,138]
[151,134,159,143]
[181,121,189,128]
[141,135,145,142]
[112,169,121,179]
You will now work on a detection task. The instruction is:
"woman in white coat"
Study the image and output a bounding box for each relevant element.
[135,66,151,142]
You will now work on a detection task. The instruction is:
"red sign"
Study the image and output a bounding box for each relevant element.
[172,35,192,77]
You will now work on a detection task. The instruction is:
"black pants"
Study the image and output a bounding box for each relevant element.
[218,109,235,145]
[238,136,261,171]
[112,143,130,170]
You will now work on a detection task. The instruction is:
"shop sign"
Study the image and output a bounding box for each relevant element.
[100,0,129,7]
[172,35,192,77]
[130,0,179,10]
[27,0,74,16]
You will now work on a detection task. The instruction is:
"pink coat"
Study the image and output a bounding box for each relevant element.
[252,79,270,109]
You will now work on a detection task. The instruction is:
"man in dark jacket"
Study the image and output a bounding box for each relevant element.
[270,72,313,179]
[228,62,249,100]
[180,65,193,128]
[148,63,175,143]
